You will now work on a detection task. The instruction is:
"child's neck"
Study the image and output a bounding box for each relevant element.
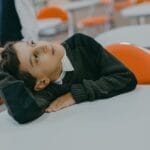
[52,63,63,81]
[49,45,65,82]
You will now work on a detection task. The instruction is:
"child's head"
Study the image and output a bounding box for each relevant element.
[1,41,64,91]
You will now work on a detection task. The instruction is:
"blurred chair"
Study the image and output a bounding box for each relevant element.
[76,0,134,34]
[36,5,71,37]
[113,0,148,11]
[76,0,148,34]
[77,0,113,34]
[105,43,150,84]
[113,0,135,11]
[120,1,150,24]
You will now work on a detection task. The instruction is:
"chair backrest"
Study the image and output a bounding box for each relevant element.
[37,5,68,22]
[105,43,150,84]
[114,0,133,11]
[136,0,150,3]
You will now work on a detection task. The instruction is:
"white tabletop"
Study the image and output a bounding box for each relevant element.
[0,85,150,150]
[59,0,100,11]
[37,19,62,31]
[95,24,150,48]
[121,2,150,17]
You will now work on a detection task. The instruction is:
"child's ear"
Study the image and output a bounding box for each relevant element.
[34,78,50,91]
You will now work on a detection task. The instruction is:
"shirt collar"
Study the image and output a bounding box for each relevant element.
[61,49,74,72]
[54,48,74,84]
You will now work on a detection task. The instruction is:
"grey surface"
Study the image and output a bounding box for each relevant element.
[95,24,150,48]
[0,85,150,150]
[121,2,150,17]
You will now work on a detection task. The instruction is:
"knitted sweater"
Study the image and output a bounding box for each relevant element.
[0,33,137,123]
[34,33,137,107]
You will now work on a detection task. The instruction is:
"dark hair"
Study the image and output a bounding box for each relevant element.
[0,42,36,89]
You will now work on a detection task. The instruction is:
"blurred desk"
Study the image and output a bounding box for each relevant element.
[59,0,99,11]
[95,24,150,48]
[58,0,100,36]
[37,19,62,36]
[121,2,150,24]
[37,19,62,31]
[1,85,150,150]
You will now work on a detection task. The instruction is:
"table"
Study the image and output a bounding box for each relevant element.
[0,85,150,150]
[37,18,62,36]
[59,0,100,11]
[95,24,150,48]
[121,2,150,24]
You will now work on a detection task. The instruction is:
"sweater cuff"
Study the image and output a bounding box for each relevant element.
[71,84,88,103]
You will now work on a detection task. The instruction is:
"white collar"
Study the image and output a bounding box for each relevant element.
[54,49,74,84]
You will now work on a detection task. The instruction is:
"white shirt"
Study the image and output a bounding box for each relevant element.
[15,0,39,41]
[55,50,74,85]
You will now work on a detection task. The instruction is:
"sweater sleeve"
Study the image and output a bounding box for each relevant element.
[0,71,69,123]
[70,34,137,103]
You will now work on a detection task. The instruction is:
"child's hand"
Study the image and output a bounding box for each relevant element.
[45,93,75,113]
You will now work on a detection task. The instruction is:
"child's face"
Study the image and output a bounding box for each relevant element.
[13,41,64,87]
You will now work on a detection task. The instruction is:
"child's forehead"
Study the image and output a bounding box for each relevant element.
[13,42,29,51]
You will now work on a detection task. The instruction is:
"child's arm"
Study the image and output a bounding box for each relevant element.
[0,71,65,123]
[46,34,138,112]
[66,34,137,104]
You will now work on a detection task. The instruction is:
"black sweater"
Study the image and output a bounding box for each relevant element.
[34,33,137,107]
[0,33,137,123]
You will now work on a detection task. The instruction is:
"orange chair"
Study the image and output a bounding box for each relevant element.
[77,16,111,29]
[114,0,133,11]
[105,43,150,84]
[77,0,149,32]
[77,1,112,32]
[76,0,132,31]
[37,5,70,36]
[114,0,150,11]
[136,0,150,3]
[37,5,68,22]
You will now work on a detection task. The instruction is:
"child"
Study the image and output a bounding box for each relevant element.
[0,33,137,123]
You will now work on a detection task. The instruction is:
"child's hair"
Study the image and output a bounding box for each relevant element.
[0,42,36,89]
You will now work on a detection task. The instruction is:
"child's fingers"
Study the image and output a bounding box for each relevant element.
[45,102,65,113]
[45,107,53,113]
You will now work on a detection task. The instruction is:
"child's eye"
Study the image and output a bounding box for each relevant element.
[34,53,39,59]
[33,53,39,65]
[30,41,36,46]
